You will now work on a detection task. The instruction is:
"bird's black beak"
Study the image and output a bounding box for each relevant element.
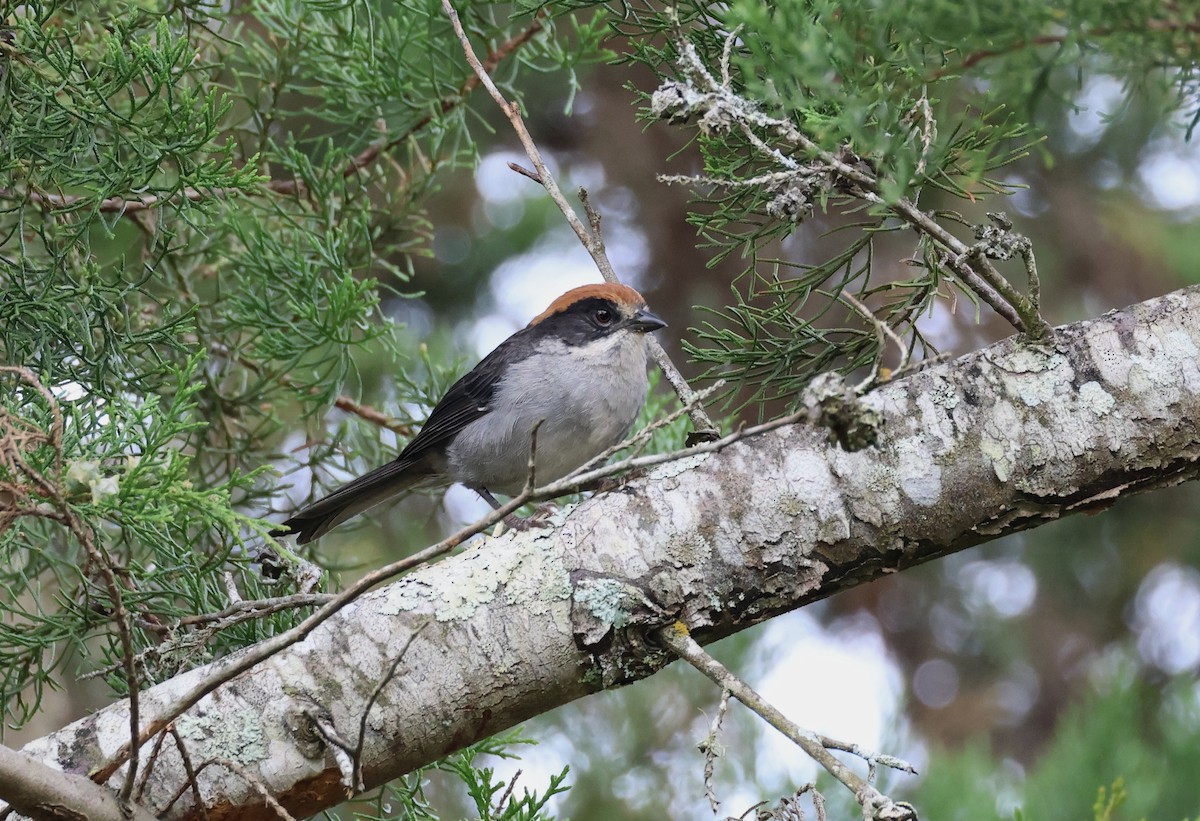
[629,307,668,333]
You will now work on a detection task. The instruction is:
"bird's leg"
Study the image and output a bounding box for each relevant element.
[476,487,505,511]
[474,487,556,532]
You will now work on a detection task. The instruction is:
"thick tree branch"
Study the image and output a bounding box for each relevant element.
[0,744,157,821]
[16,285,1200,819]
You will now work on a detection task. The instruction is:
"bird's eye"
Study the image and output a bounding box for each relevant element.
[593,308,614,326]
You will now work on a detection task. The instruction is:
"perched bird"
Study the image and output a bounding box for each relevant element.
[275,283,667,543]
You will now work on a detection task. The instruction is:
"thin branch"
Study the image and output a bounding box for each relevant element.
[207,341,415,437]
[177,593,333,628]
[329,394,413,435]
[658,622,917,821]
[931,34,1071,79]
[837,291,910,391]
[0,369,142,800]
[81,535,142,801]
[161,759,296,821]
[352,622,429,792]
[700,689,730,815]
[507,160,543,183]
[167,727,208,821]
[134,727,171,801]
[271,15,546,196]
[0,185,231,214]
[440,0,720,441]
[493,769,523,815]
[931,16,1200,80]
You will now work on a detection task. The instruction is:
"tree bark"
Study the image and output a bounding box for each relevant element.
[12,285,1200,821]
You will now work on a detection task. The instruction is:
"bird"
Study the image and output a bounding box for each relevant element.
[275,282,667,543]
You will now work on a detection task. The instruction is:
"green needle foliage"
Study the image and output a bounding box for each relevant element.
[567,0,1200,412]
[0,0,598,733]
[3,0,1199,817]
[335,730,570,821]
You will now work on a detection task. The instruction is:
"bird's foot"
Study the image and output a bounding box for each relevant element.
[495,503,558,534]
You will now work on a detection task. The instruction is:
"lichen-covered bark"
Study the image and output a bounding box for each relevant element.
[16,286,1200,820]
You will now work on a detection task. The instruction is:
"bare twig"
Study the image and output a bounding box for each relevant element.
[440,0,720,441]
[221,571,242,605]
[902,89,936,178]
[332,394,414,436]
[931,16,1200,81]
[837,291,910,391]
[507,161,542,183]
[811,786,827,821]
[658,622,917,820]
[167,727,208,821]
[161,759,296,821]
[178,593,334,628]
[493,769,523,815]
[352,622,430,792]
[700,689,731,814]
[719,25,742,88]
[207,341,415,437]
[134,727,171,801]
[0,185,232,213]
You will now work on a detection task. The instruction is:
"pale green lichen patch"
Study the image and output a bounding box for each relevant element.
[649,452,712,481]
[379,577,432,616]
[1005,346,1066,375]
[1088,322,1200,404]
[501,533,571,615]
[1122,325,1200,414]
[177,708,268,762]
[1078,381,1116,416]
[1006,349,1071,407]
[980,400,1021,483]
[839,459,897,528]
[574,577,640,630]
[381,534,570,622]
[1086,328,1133,387]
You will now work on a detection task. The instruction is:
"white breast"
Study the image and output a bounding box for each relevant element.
[446,333,651,495]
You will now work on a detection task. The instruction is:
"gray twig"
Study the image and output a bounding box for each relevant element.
[658,623,917,820]
[699,689,731,814]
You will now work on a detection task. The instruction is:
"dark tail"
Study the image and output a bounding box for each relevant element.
[272,459,430,544]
